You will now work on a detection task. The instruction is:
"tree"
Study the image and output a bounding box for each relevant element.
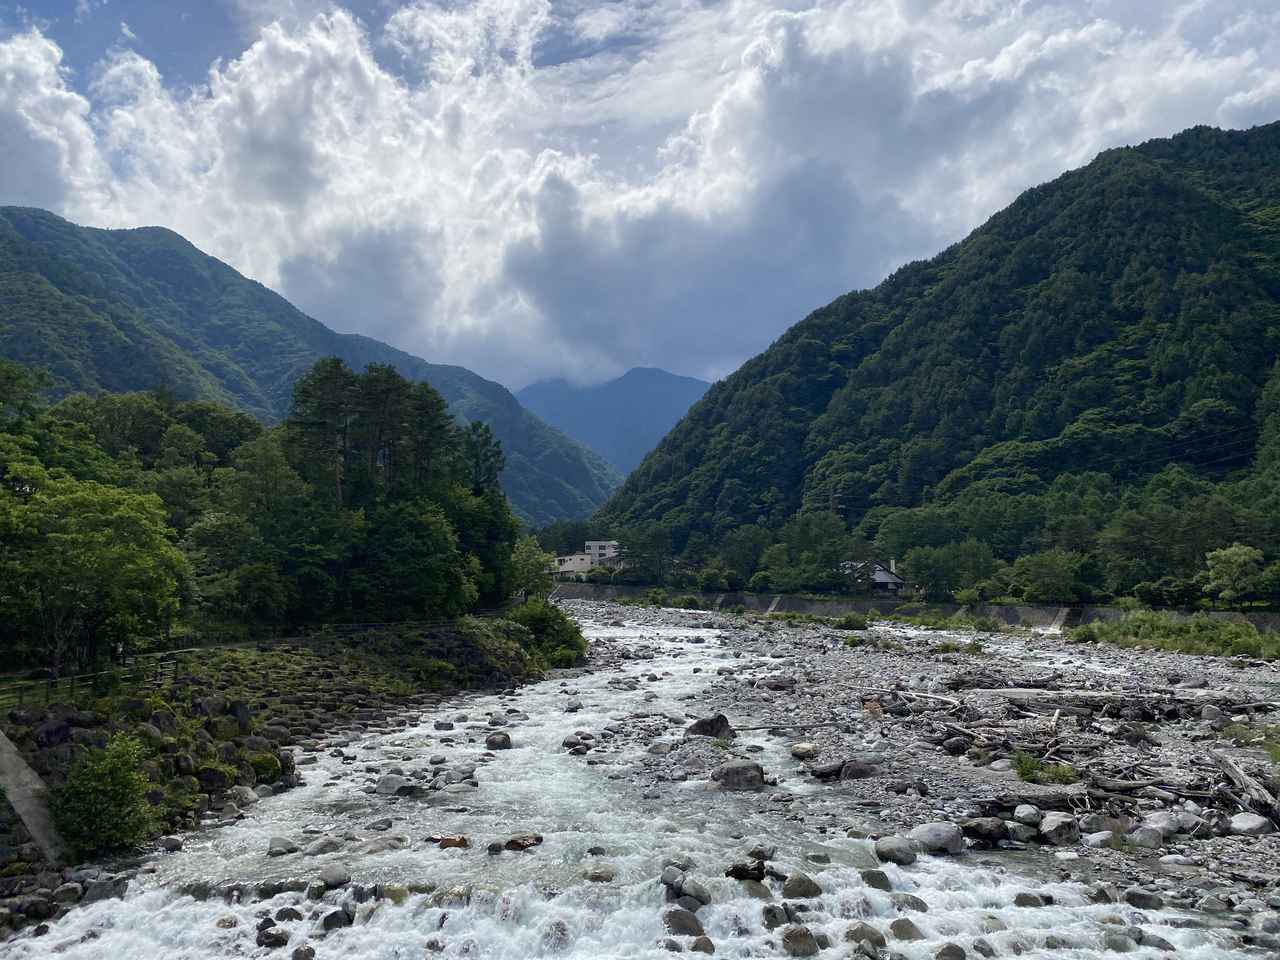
[462,421,505,494]
[1007,549,1088,604]
[511,535,554,600]
[0,468,188,670]
[1201,543,1266,606]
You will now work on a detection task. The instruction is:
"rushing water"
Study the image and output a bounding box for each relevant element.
[5,606,1261,959]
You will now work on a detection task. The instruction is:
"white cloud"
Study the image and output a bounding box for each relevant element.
[2,1,1280,388]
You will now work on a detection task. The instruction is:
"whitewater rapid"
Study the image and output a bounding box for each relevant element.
[3,607,1257,959]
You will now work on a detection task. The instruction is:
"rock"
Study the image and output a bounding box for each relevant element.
[790,743,819,759]
[725,861,766,881]
[840,760,879,780]
[908,822,964,855]
[889,917,925,940]
[661,866,686,888]
[292,949,316,960]
[860,869,892,892]
[257,928,290,949]
[275,907,304,922]
[1123,888,1164,910]
[1103,932,1137,952]
[1012,804,1042,825]
[1084,831,1115,848]
[781,872,822,898]
[936,945,966,960]
[690,935,715,954]
[782,925,820,957]
[1230,813,1275,836]
[82,877,128,904]
[1013,893,1045,907]
[972,938,996,958]
[942,736,970,756]
[305,837,344,856]
[319,864,351,889]
[374,774,410,795]
[890,893,928,913]
[1038,812,1080,846]
[664,908,705,937]
[268,837,300,857]
[486,732,512,750]
[712,760,764,791]
[680,878,713,905]
[762,904,788,929]
[1126,826,1164,849]
[686,714,735,739]
[962,818,1006,844]
[740,879,771,899]
[584,866,616,883]
[52,882,83,903]
[845,922,887,948]
[431,835,470,849]
[322,908,352,931]
[874,836,916,866]
[504,834,543,851]
[158,836,183,852]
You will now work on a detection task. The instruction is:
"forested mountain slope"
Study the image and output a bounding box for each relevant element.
[0,207,620,524]
[518,367,710,474]
[597,122,1280,594]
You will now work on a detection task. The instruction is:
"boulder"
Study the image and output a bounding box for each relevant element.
[1038,812,1080,846]
[962,818,1006,844]
[781,872,822,898]
[1230,813,1275,836]
[782,925,819,957]
[1123,888,1164,910]
[889,917,925,941]
[1012,804,1042,826]
[790,743,819,760]
[319,864,351,889]
[874,836,916,866]
[845,922,886,948]
[664,908,705,937]
[486,732,512,750]
[908,822,964,855]
[374,774,410,796]
[687,714,735,739]
[712,760,764,791]
[268,837,299,857]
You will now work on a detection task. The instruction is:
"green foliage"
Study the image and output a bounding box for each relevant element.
[248,752,282,783]
[510,535,555,600]
[596,124,1280,605]
[670,595,704,610]
[51,734,157,857]
[1202,543,1267,605]
[504,600,587,667]
[1071,610,1279,659]
[0,207,619,524]
[1012,751,1079,785]
[833,612,868,630]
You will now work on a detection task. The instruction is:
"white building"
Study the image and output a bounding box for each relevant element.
[554,540,623,578]
[585,540,620,561]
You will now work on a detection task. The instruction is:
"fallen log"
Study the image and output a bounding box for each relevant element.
[1209,749,1280,819]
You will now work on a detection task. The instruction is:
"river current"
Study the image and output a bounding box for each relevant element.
[5,605,1258,959]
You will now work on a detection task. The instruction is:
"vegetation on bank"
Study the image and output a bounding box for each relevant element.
[1070,610,1280,660]
[580,124,1280,609]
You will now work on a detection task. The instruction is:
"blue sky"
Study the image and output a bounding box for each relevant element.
[3,1,1280,389]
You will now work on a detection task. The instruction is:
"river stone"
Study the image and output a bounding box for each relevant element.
[908,822,964,855]
[82,877,128,904]
[321,908,352,931]
[1103,932,1137,952]
[374,774,410,795]
[712,760,764,790]
[1123,888,1164,910]
[257,928,290,949]
[1229,813,1275,836]
[725,860,766,881]
[782,925,819,957]
[962,818,1006,844]
[781,872,822,898]
[319,864,351,889]
[762,904,787,929]
[486,732,512,750]
[889,917,925,941]
[268,837,299,857]
[845,922,886,948]
[860,870,892,892]
[275,907,304,922]
[874,836,916,866]
[52,882,83,903]
[505,834,543,851]
[681,878,713,905]
[1084,831,1116,848]
[687,714,735,739]
[791,743,819,759]
[740,879,772,899]
[1038,812,1080,845]
[891,893,928,913]
[936,945,966,960]
[1126,826,1164,849]
[1013,804,1042,825]
[305,837,344,856]
[664,908,705,937]
[292,949,316,960]
[584,866,616,883]
[690,935,715,954]
[661,866,685,888]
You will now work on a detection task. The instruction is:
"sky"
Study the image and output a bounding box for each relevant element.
[2,1,1279,390]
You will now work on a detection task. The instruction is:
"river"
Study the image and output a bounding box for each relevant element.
[6,603,1258,959]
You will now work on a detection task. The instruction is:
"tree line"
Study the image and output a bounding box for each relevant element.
[0,357,562,673]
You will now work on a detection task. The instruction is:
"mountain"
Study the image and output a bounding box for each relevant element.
[517,367,710,474]
[0,207,621,525]
[597,122,1280,552]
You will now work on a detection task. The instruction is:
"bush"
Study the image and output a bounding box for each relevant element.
[671,595,704,610]
[1070,611,1279,659]
[249,752,282,783]
[1012,751,1079,785]
[52,734,157,857]
[833,613,868,631]
[505,600,588,668]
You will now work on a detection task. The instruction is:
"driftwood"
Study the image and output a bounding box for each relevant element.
[1210,749,1280,820]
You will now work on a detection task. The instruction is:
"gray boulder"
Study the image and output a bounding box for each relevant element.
[712,760,764,790]
[874,836,917,866]
[908,822,964,855]
[1038,812,1080,846]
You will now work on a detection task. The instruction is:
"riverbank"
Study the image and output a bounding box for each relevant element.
[1,600,1276,958]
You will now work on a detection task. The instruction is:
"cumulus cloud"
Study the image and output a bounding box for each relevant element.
[2,1,1280,387]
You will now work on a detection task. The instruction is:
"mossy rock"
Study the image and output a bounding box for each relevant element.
[206,717,241,741]
[0,862,30,878]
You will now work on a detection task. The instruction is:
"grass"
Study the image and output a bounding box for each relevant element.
[1012,751,1080,785]
[1221,723,1280,763]
[1070,611,1280,659]
[893,611,1009,633]
[929,638,988,656]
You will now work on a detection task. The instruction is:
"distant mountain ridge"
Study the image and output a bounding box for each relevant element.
[0,206,621,524]
[518,367,710,474]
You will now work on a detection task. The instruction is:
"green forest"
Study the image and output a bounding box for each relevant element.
[0,206,620,525]
[594,123,1280,607]
[0,356,579,673]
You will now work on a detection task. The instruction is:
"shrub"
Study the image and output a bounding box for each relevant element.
[52,734,157,857]
[833,613,868,631]
[248,752,282,783]
[1012,751,1079,785]
[506,600,588,667]
[1070,611,1279,659]
[671,595,704,610]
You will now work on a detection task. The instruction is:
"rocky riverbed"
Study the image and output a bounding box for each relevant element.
[3,600,1279,958]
